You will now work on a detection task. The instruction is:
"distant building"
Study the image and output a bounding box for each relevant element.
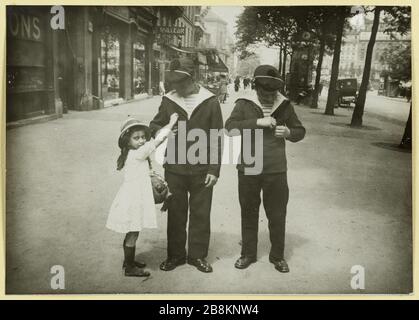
[321,16,411,86]
[154,6,204,92]
[203,9,227,50]
[202,8,233,75]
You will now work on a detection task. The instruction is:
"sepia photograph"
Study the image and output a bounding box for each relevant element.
[5,4,412,294]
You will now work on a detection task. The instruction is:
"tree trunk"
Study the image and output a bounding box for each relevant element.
[399,103,412,149]
[278,46,283,75]
[282,45,287,80]
[350,7,381,127]
[325,9,346,115]
[311,35,326,109]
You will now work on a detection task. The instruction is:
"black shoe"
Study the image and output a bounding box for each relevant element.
[159,257,186,271]
[234,256,256,269]
[187,258,213,273]
[122,245,146,268]
[269,258,290,273]
[124,265,150,277]
[123,260,146,269]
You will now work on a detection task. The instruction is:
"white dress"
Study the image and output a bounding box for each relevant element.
[106,141,157,233]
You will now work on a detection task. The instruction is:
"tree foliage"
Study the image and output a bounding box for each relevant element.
[379,42,411,81]
[350,5,411,127]
[235,6,348,107]
[382,6,411,36]
[235,6,298,58]
[236,54,261,77]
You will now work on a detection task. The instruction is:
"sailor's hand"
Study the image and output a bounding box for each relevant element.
[204,174,218,188]
[257,117,276,129]
[274,125,291,138]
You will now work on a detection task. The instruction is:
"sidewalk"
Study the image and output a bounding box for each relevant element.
[5,91,412,294]
[321,89,411,126]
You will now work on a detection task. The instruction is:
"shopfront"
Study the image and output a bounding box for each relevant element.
[6,6,58,122]
[57,6,156,111]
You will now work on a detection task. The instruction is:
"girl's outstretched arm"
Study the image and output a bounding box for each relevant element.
[153,113,179,148]
[132,113,179,161]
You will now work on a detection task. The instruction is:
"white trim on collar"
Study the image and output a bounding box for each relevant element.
[238,90,288,115]
[164,85,215,117]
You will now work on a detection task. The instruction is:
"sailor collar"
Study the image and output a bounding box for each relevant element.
[238,90,289,115]
[164,85,215,112]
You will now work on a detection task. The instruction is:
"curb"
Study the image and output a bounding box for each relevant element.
[6,114,62,130]
[6,95,156,130]
[104,93,152,108]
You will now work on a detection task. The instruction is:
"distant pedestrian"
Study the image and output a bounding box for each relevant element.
[219,74,228,103]
[106,114,179,277]
[225,65,306,273]
[243,77,249,89]
[234,76,240,92]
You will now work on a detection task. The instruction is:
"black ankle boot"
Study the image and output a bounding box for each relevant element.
[122,239,146,268]
[123,245,150,277]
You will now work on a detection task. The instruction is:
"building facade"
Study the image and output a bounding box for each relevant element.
[7,5,160,122]
[322,17,411,87]
[6,5,229,123]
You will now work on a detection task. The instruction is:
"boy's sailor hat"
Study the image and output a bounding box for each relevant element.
[165,57,195,83]
[253,65,284,92]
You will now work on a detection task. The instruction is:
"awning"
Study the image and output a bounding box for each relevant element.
[205,51,228,73]
[167,45,195,55]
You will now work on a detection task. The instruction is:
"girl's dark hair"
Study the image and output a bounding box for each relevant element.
[117,126,151,171]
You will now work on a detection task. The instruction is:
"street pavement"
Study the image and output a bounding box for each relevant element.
[322,88,411,125]
[6,87,412,294]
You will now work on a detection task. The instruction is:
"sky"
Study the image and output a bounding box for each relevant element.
[210,6,243,40]
[210,6,279,66]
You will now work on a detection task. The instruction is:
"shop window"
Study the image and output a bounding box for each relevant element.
[133,42,146,95]
[101,27,120,101]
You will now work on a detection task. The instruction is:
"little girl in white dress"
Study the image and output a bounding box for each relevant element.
[106,113,178,277]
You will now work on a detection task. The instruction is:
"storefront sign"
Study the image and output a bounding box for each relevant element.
[7,11,43,42]
[156,26,185,35]
[7,10,46,93]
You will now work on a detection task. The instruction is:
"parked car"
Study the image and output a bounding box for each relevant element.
[336,78,358,107]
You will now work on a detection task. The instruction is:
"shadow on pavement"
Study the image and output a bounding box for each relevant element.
[208,231,308,263]
[371,142,412,153]
[310,111,349,118]
[330,122,382,131]
[136,230,309,270]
